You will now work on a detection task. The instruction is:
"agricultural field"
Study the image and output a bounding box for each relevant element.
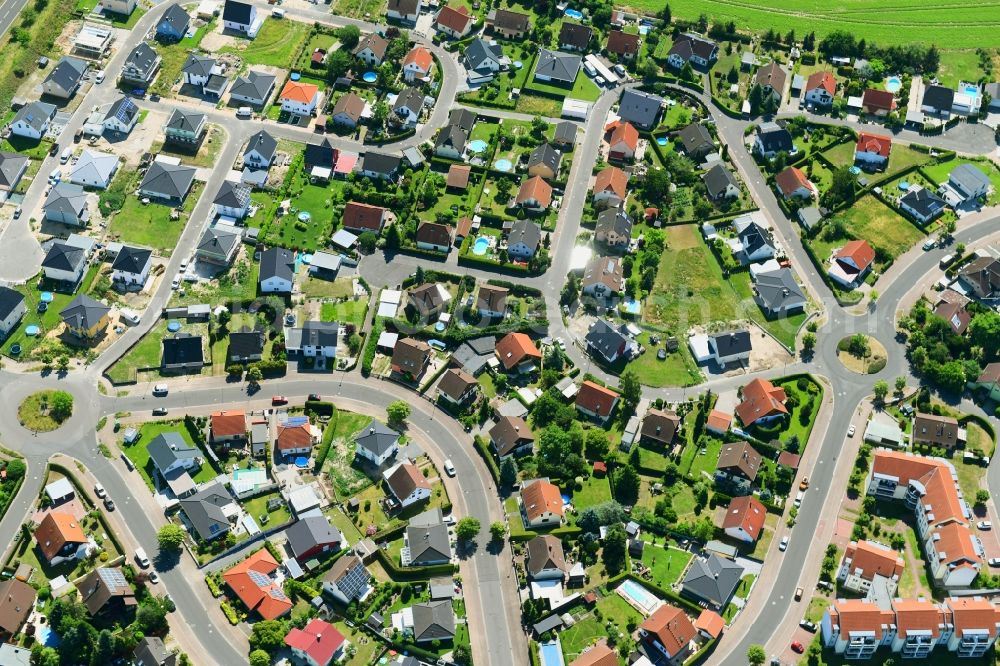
[622,0,1000,49]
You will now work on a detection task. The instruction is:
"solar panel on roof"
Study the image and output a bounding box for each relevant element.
[285,416,309,426]
[268,588,288,601]
[98,568,127,589]
[248,570,272,587]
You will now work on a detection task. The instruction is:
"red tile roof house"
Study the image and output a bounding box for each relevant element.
[706,409,732,435]
[721,495,767,543]
[592,166,628,209]
[821,599,897,659]
[569,642,617,666]
[515,175,553,211]
[735,378,788,428]
[828,239,876,288]
[606,121,639,162]
[434,5,473,39]
[804,71,837,107]
[341,201,387,234]
[210,409,247,446]
[383,460,432,508]
[854,131,892,169]
[416,221,453,253]
[861,87,897,117]
[836,539,904,595]
[774,166,816,200]
[224,549,292,620]
[285,618,346,666]
[495,332,541,374]
[640,604,698,664]
[276,422,317,458]
[575,380,619,425]
[606,30,641,60]
[402,46,433,83]
[520,478,564,528]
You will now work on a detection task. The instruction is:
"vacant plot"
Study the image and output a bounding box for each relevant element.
[622,0,1000,49]
[627,331,703,388]
[108,183,203,253]
[332,0,384,19]
[222,18,309,67]
[810,195,925,265]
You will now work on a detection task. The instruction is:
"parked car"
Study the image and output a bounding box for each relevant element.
[152,407,167,416]
[978,521,992,530]
[170,278,180,290]
[847,425,856,438]
[444,459,456,477]
[149,571,159,584]
[779,536,789,551]
[135,548,150,568]
[272,396,288,405]
[103,497,115,511]
[988,558,1000,567]
[799,476,809,490]
[308,394,321,401]
[794,587,803,601]
[95,70,105,83]
[153,384,168,395]
[791,642,804,654]
[923,238,937,251]
[800,620,817,632]
[94,483,106,498]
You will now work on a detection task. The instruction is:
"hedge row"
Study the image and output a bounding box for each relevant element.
[374,548,458,580]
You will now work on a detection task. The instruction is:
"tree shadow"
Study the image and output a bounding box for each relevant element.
[456,540,479,560]
[154,549,181,572]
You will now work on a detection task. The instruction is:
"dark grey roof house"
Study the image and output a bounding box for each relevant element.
[139,161,196,201]
[534,49,582,85]
[43,56,87,98]
[702,163,739,200]
[162,333,204,370]
[179,482,234,540]
[681,554,744,608]
[120,43,161,86]
[527,143,561,178]
[676,123,714,157]
[752,267,806,316]
[617,89,664,130]
[411,600,455,642]
[0,151,29,191]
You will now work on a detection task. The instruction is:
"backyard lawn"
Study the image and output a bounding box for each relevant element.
[525,70,602,102]
[108,183,204,253]
[262,175,336,251]
[809,195,926,267]
[921,158,1000,206]
[323,410,379,498]
[320,299,368,328]
[123,419,217,490]
[560,592,643,662]
[570,474,611,511]
[0,266,99,359]
[302,276,356,299]
[639,543,694,589]
[242,491,292,528]
[626,330,703,388]
[823,141,931,181]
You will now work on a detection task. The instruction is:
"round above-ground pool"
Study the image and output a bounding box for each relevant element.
[494,158,513,172]
[434,322,446,332]
[363,71,377,83]
[25,325,39,336]
[899,181,910,191]
[468,139,488,153]
[40,291,53,303]
[167,320,181,332]
[513,60,523,69]
[294,456,309,469]
[564,8,583,19]
[885,76,902,93]
[298,211,311,222]
[290,72,301,81]
[656,137,668,146]
[849,166,862,175]
[472,237,490,255]
[301,253,313,265]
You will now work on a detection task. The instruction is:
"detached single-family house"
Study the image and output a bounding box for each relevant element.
[640,604,697,664]
[595,207,632,252]
[828,239,876,288]
[854,132,892,168]
[287,320,339,361]
[900,187,947,224]
[222,0,261,37]
[708,330,751,366]
[941,163,992,205]
[407,282,451,320]
[213,180,251,219]
[342,201,387,234]
[411,601,456,643]
[404,508,452,565]
[182,54,218,87]
[735,378,787,427]
[34,512,89,566]
[558,21,591,52]
[753,122,795,158]
[607,121,639,162]
[437,367,478,406]
[70,150,119,189]
[0,151,28,197]
[495,332,541,374]
[617,89,663,130]
[416,221,453,252]
[804,71,836,107]
[464,38,505,84]
[736,217,775,263]
[276,421,317,458]
[196,226,241,266]
[912,412,961,449]
[606,30,641,60]
[210,410,247,446]
[754,62,787,103]
[230,71,276,108]
[507,219,541,260]
[0,578,35,637]
[667,33,718,69]
[676,123,715,159]
[42,242,88,284]
[227,328,264,364]
[111,245,152,287]
[434,5,473,39]
[353,33,388,66]
[526,535,568,581]
[490,415,534,459]
[10,101,56,140]
[476,285,508,319]
[120,43,161,88]
[179,482,236,541]
[862,88,896,116]
[387,0,421,23]
[520,479,564,528]
[681,554,744,609]
[752,268,807,316]
[702,163,739,200]
[527,143,561,180]
[139,161,196,203]
[223,550,292,620]
[279,81,320,117]
[101,96,139,134]
[774,166,815,200]
[43,57,87,99]
[148,432,200,477]
[101,0,136,16]
[487,8,530,39]
[403,46,433,83]
[392,337,432,381]
[534,49,582,86]
[0,287,26,338]
[722,495,767,543]
[157,3,191,41]
[575,380,619,424]
[162,333,204,371]
[355,420,400,466]
[322,554,371,604]
[331,93,366,129]
[391,87,424,128]
[592,166,628,208]
[383,461,432,508]
[582,254,624,299]
[358,152,401,182]
[716,441,763,488]
[585,318,630,364]
[60,294,109,340]
[921,85,955,118]
[243,129,277,169]
[284,619,346,666]
[259,247,294,293]
[515,175,553,211]
[44,183,89,226]
[958,256,1000,299]
[165,108,206,145]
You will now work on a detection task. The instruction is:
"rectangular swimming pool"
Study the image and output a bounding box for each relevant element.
[539,639,565,666]
[617,579,664,616]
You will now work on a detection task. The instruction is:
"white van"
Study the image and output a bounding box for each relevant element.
[95,70,106,84]
[135,547,150,568]
[94,483,106,499]
[153,384,168,395]
[794,491,804,507]
[236,107,252,119]
[120,310,140,325]
[271,7,284,17]
[60,147,72,163]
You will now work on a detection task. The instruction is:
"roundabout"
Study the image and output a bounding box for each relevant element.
[17,389,73,432]
[837,334,888,374]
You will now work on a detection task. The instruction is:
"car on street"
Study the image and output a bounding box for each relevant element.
[444,459,456,477]
[779,536,789,551]
[791,642,804,654]
[800,620,817,632]
[103,497,115,511]
[171,278,180,290]
[923,238,937,251]
[149,571,159,584]
[794,587,803,601]
[989,558,1000,567]
[95,70,105,83]
[94,483,106,498]
[799,476,809,490]
[152,407,167,415]
[13,206,21,218]
[847,425,856,437]
[272,396,288,405]
[978,521,992,530]
[308,394,321,401]
[153,384,168,395]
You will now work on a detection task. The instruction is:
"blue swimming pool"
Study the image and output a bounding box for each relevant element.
[962,82,980,97]
[563,8,583,19]
[301,253,313,265]
[885,76,902,93]
[294,456,309,468]
[618,579,662,615]
[539,640,565,666]
[494,158,512,172]
[472,237,490,255]
[25,325,40,336]
[656,137,668,146]
[468,139,488,153]
[290,72,301,81]
[298,211,311,222]
[898,181,910,191]
[622,298,641,315]
[167,320,181,332]
[40,291,53,303]
[363,71,377,83]
[513,60,523,69]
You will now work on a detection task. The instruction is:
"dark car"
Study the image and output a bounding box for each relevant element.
[49,143,60,156]
[103,497,116,511]
[799,620,817,633]
[152,407,167,416]
[308,394,321,401]
[271,396,288,405]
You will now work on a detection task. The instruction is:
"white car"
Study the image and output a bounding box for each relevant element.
[989,558,1000,567]
[95,70,106,83]
[779,536,789,551]
[149,571,159,584]
[94,483,106,499]
[847,425,856,438]
[444,459,456,477]
[978,521,992,530]
[171,278,180,289]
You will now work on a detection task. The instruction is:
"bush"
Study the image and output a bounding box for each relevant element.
[220,601,239,625]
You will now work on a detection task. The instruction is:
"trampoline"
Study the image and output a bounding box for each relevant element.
[513,60,523,69]
[435,322,446,332]
[494,158,513,172]
[24,325,39,336]
[468,139,488,153]
[363,71,378,83]
[298,211,311,222]
[167,320,181,332]
[849,166,862,175]
[40,291,54,303]
[10,343,21,355]
[294,456,309,469]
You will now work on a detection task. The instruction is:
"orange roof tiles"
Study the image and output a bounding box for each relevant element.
[280,81,319,105]
[870,450,966,528]
[722,495,767,541]
[403,46,433,72]
[284,618,345,666]
[575,380,619,419]
[806,71,836,96]
[856,131,892,157]
[735,378,788,426]
[892,598,946,638]
[641,604,697,658]
[593,166,628,199]
[706,409,732,432]
[516,175,553,208]
[211,409,246,437]
[35,511,88,562]
[844,540,904,581]
[862,88,897,112]
[947,596,1000,636]
[521,479,564,523]
[935,522,981,567]
[836,240,876,272]
[569,643,618,666]
[694,609,725,639]
[609,121,639,151]
[495,332,541,371]
[436,4,472,32]
[342,201,386,232]
[276,423,313,451]
[829,599,896,640]
[774,166,813,197]
[224,549,292,620]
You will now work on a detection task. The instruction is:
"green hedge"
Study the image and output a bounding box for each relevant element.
[375,548,457,580]
[473,435,501,484]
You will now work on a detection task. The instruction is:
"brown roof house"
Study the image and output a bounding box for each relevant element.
[383,460,432,509]
[735,378,788,427]
[715,442,762,493]
[575,380,619,424]
[341,201,387,234]
[331,93,366,129]
[79,567,137,617]
[495,332,541,374]
[721,495,767,543]
[34,511,89,565]
[515,175,553,211]
[958,256,1000,299]
[606,30,641,60]
[640,409,681,447]
[912,412,962,449]
[434,5,474,39]
[559,21,592,52]
[407,282,452,320]
[862,88,897,116]
[754,62,787,103]
[592,166,628,209]
[526,535,568,580]
[581,255,624,300]
[391,337,432,382]
[489,415,534,459]
[487,8,530,39]
[446,164,471,191]
[520,479,564,528]
[436,367,478,406]
[476,285,508,319]
[0,578,35,638]
[416,221,453,253]
[974,362,1000,402]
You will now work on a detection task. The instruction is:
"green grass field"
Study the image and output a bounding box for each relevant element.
[639,543,694,589]
[525,70,602,102]
[109,183,203,253]
[810,195,925,266]
[622,0,1000,49]
[560,593,643,662]
[223,18,309,67]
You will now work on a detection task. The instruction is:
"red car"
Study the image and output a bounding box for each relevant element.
[791,641,804,654]
[271,396,288,405]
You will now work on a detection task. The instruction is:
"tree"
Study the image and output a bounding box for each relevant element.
[135,597,170,634]
[249,650,271,666]
[747,644,767,666]
[31,645,60,666]
[873,380,889,402]
[848,334,870,357]
[371,100,389,129]
[385,223,401,251]
[601,523,627,574]
[826,166,856,206]
[56,354,69,373]
[452,644,471,665]
[659,1,671,24]
[976,489,991,507]
[613,465,641,505]
[49,390,73,421]
[489,521,506,541]
[157,524,186,551]
[643,168,671,205]
[578,501,626,533]
[92,629,115,666]
[970,311,1000,361]
[499,457,518,487]
[246,365,263,384]
[358,231,377,253]
[619,369,641,413]
[387,400,410,426]
[494,176,513,202]
[642,59,659,81]
[336,25,360,49]
[802,332,816,354]
[895,376,907,394]
[326,49,352,82]
[585,428,610,460]
[455,517,481,542]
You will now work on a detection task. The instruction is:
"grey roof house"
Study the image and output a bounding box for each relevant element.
[617,89,664,130]
[120,43,161,86]
[534,49,581,85]
[0,151,29,193]
[179,482,235,540]
[404,508,451,566]
[196,226,241,266]
[229,70,275,107]
[355,419,400,465]
[703,163,739,200]
[139,161,196,202]
[681,554,744,608]
[411,601,455,643]
[43,56,87,98]
[43,183,89,226]
[752,267,807,316]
